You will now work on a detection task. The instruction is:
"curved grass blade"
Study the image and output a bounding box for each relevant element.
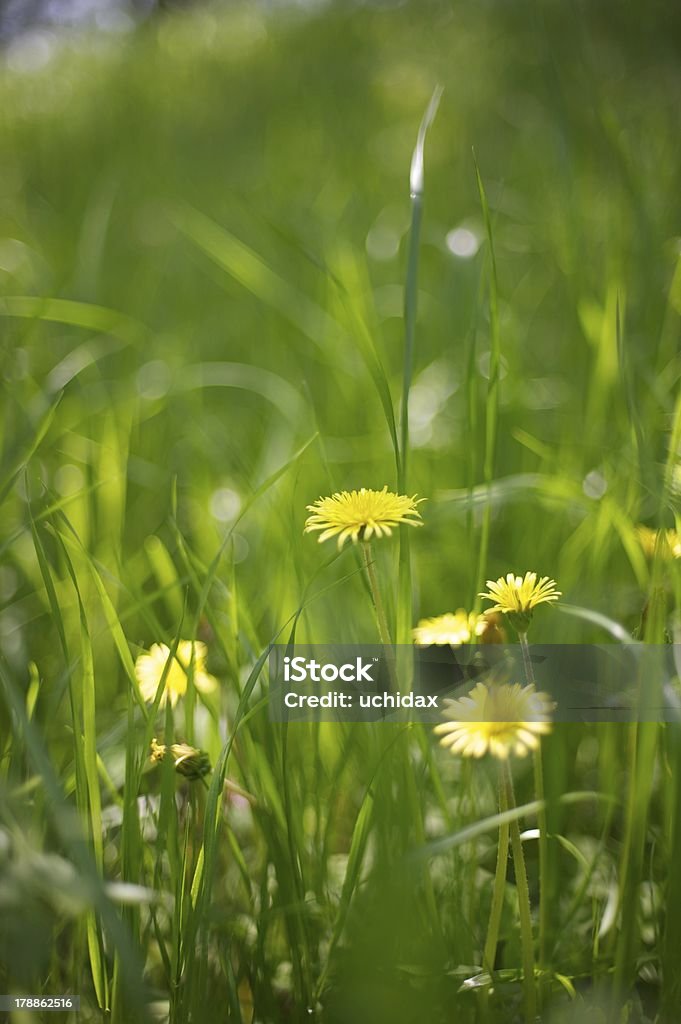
[174,360,305,424]
[0,295,144,341]
[557,602,638,644]
[436,472,586,513]
[415,791,614,861]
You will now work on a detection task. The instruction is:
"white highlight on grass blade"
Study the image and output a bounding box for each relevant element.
[408,358,459,447]
[48,342,107,392]
[0,567,18,600]
[477,350,508,381]
[105,882,162,906]
[558,603,637,645]
[137,359,172,400]
[0,238,31,274]
[446,226,480,259]
[520,828,540,841]
[582,469,607,499]
[228,534,249,563]
[598,883,619,939]
[54,464,85,496]
[365,204,410,262]
[409,85,444,198]
[210,487,241,523]
[365,224,401,261]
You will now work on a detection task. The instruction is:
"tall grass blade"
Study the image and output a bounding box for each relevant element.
[472,153,501,607]
[396,85,442,646]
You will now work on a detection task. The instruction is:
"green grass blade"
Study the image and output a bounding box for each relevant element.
[472,153,501,608]
[0,393,62,508]
[400,84,442,489]
[0,295,144,340]
[396,86,442,645]
[171,205,345,358]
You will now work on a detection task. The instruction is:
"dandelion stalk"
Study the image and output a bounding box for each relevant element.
[362,539,393,646]
[482,764,510,978]
[435,678,553,1017]
[518,631,535,688]
[518,629,549,995]
[504,761,537,1023]
[479,570,561,1002]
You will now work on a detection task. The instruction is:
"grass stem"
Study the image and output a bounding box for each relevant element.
[472,157,500,610]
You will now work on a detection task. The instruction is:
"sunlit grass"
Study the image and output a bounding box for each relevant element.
[1,2,681,1022]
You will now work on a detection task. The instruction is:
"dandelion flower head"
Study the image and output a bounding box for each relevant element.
[434,681,554,760]
[304,486,423,549]
[413,610,486,647]
[150,738,212,780]
[135,640,217,708]
[479,571,560,631]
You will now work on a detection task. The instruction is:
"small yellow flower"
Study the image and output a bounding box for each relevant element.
[135,640,217,708]
[477,611,507,645]
[636,525,681,560]
[479,571,560,631]
[304,486,423,549]
[434,681,554,760]
[413,610,486,647]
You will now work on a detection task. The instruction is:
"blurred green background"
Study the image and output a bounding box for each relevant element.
[2,0,681,643]
[1,1,681,1021]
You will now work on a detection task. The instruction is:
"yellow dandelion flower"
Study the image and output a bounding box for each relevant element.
[304,486,424,549]
[636,525,681,560]
[479,571,560,632]
[413,609,486,647]
[434,681,554,760]
[135,640,217,708]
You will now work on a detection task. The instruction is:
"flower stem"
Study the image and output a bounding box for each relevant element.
[504,761,537,1023]
[362,541,393,646]
[483,763,510,975]
[518,629,548,1000]
[517,629,536,686]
